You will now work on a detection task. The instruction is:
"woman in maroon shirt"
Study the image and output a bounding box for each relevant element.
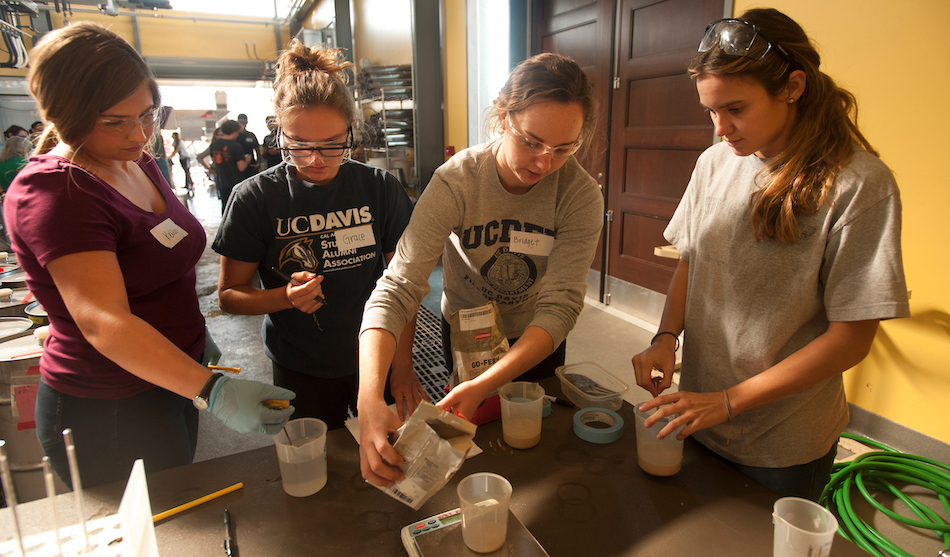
[4,22,295,488]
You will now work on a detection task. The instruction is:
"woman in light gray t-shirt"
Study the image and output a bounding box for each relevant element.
[632,9,909,501]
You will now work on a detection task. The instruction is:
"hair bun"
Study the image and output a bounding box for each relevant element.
[277,41,352,82]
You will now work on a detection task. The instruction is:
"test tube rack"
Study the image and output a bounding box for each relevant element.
[0,436,159,557]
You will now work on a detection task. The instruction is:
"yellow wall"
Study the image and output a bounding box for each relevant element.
[442,0,468,154]
[732,1,950,443]
[351,0,413,66]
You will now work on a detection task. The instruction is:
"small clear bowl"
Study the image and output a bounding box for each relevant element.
[555,362,628,411]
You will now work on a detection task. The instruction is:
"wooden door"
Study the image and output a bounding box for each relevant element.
[607,0,722,293]
[532,0,615,275]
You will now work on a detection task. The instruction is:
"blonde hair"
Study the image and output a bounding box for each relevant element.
[0,136,33,161]
[27,21,160,156]
[273,41,354,126]
[689,8,877,243]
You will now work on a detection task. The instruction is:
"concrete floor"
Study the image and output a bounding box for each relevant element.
[181,169,657,463]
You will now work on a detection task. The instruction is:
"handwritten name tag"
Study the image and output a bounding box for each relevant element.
[150,218,188,248]
[510,231,554,256]
[334,224,376,252]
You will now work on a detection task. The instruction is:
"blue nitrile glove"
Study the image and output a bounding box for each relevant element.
[208,376,296,435]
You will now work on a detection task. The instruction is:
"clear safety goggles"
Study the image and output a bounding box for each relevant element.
[506,113,582,160]
[698,19,790,62]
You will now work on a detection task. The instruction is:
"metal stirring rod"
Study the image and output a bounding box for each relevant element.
[42,456,64,557]
[63,428,90,550]
[0,440,26,556]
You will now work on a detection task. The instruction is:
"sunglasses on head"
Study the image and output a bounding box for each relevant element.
[698,19,791,63]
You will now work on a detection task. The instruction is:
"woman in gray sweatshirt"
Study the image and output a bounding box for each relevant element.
[357,53,604,487]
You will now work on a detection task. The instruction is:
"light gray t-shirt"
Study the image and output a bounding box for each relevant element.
[361,140,604,348]
[666,142,909,467]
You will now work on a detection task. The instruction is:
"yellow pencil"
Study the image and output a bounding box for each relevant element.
[207,365,242,373]
[152,482,244,522]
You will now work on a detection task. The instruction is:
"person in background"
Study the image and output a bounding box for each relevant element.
[236,113,261,177]
[3,22,295,488]
[0,135,31,243]
[3,125,29,140]
[260,116,282,170]
[170,131,194,193]
[0,136,32,192]
[213,42,420,430]
[29,121,45,144]
[199,120,248,212]
[631,8,909,501]
[358,52,604,486]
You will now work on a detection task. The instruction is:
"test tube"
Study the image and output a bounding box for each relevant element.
[63,428,89,549]
[42,456,64,556]
[0,440,26,556]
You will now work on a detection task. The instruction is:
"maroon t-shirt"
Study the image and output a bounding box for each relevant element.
[4,153,206,398]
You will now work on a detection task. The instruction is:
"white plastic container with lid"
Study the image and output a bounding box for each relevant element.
[555,361,628,411]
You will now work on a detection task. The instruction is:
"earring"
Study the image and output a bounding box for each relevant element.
[787,98,796,104]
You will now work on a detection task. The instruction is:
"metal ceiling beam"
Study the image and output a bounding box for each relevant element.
[37,5,284,27]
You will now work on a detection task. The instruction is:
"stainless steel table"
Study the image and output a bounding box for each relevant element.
[2,378,868,556]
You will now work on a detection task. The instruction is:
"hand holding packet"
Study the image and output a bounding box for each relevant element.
[375,401,476,510]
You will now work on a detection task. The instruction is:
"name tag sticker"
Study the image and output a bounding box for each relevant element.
[150,218,189,248]
[510,231,554,256]
[334,224,376,252]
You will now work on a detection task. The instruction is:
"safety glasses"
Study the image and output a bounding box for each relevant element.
[505,113,581,160]
[698,19,790,62]
[278,127,353,167]
[96,108,159,136]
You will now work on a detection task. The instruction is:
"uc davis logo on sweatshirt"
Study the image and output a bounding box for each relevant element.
[479,246,536,296]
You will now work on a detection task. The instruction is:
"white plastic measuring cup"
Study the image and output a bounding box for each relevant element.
[634,406,684,476]
[498,382,545,449]
[457,472,512,553]
[772,497,838,557]
[273,418,328,497]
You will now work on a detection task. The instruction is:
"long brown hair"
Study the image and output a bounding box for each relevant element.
[273,41,355,126]
[689,9,877,243]
[27,21,160,156]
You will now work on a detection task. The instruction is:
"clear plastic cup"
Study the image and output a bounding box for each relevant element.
[457,472,512,553]
[273,417,328,497]
[634,406,684,476]
[772,497,838,557]
[498,382,545,449]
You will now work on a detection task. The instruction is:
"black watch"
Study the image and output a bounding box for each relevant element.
[193,373,224,411]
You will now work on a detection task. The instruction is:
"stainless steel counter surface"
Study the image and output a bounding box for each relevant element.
[2,378,869,556]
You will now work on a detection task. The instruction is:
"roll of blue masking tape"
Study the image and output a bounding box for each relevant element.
[573,408,624,444]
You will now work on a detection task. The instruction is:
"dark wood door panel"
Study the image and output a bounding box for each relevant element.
[533,0,614,274]
[626,74,707,128]
[626,0,713,57]
[606,0,722,293]
[621,148,697,199]
[617,210,678,293]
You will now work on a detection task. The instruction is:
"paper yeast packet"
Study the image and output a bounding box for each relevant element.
[450,301,510,383]
[379,401,477,510]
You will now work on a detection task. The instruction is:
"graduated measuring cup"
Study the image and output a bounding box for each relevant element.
[772,497,838,557]
[634,406,684,476]
[457,472,512,553]
[273,417,327,497]
[498,381,545,449]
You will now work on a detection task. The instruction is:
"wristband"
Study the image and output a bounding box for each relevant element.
[722,389,734,423]
[651,331,680,352]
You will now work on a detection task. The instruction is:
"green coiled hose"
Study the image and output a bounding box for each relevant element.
[819,432,950,557]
